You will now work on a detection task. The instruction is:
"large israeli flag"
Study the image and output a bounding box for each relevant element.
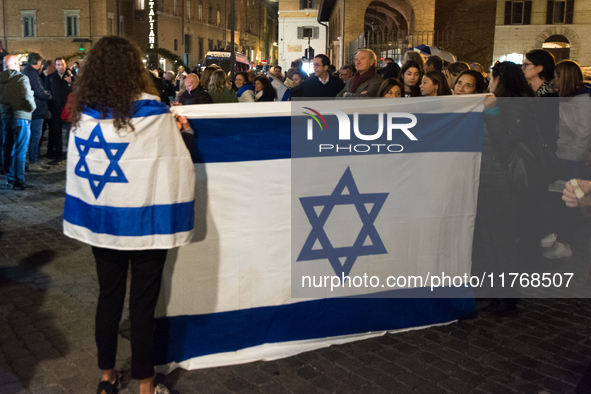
[291,97,485,298]
[155,97,483,372]
[63,93,195,250]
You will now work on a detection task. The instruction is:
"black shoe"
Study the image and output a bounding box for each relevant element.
[12,182,35,190]
[0,183,13,189]
[479,300,518,318]
[48,159,62,165]
[96,374,120,394]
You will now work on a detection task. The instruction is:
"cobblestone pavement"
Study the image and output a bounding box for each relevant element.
[2,157,591,394]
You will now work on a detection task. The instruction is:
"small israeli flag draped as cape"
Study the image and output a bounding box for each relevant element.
[63,93,195,250]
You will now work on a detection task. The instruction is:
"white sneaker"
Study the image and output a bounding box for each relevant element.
[154,383,170,394]
[542,242,573,259]
[540,233,557,248]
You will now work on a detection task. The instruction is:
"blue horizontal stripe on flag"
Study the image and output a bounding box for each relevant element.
[188,116,292,163]
[64,194,194,236]
[82,99,170,120]
[154,286,476,365]
[187,112,483,163]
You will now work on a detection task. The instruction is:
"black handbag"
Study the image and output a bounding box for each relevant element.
[504,116,561,190]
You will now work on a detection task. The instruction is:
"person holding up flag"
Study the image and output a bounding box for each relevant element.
[63,36,196,394]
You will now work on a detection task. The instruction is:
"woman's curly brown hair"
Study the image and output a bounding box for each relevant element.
[70,36,158,131]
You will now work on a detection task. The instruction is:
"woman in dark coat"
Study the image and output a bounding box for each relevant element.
[254,76,277,102]
[473,61,536,317]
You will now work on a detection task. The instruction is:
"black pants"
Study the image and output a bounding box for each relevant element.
[93,247,167,380]
[472,183,524,300]
[47,115,63,158]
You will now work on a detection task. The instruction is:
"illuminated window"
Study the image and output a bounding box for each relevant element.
[217,10,220,25]
[137,0,145,10]
[198,1,202,21]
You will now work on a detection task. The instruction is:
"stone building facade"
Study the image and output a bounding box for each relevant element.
[277,0,327,72]
[0,0,278,70]
[317,0,496,69]
[317,0,436,68]
[493,0,591,67]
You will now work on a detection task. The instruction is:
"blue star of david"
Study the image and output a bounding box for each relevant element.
[297,167,389,278]
[74,124,129,199]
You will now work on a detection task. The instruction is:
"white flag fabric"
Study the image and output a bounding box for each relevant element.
[153,97,483,372]
[268,75,290,101]
[63,93,195,250]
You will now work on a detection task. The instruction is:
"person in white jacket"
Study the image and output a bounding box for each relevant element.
[542,60,591,259]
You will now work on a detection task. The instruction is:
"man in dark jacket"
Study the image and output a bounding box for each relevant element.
[150,69,165,104]
[0,55,36,189]
[379,58,401,80]
[301,54,344,98]
[22,53,52,172]
[176,74,212,105]
[162,71,176,105]
[44,57,73,163]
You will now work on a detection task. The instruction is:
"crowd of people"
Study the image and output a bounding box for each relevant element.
[0,53,76,190]
[150,48,591,321]
[2,38,591,393]
[140,48,500,107]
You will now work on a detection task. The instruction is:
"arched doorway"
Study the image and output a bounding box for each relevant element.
[364,1,408,33]
[543,35,570,63]
[362,1,410,64]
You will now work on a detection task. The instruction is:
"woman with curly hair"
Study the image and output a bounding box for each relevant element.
[254,75,277,102]
[208,69,238,103]
[65,36,196,394]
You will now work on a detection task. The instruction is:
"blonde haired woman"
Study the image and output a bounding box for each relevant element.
[200,66,217,92]
[208,69,238,103]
